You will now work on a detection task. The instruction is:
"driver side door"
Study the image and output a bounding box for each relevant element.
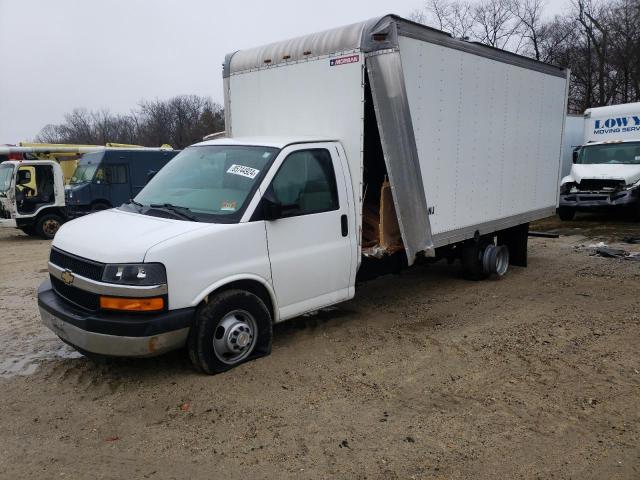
[259,145,354,321]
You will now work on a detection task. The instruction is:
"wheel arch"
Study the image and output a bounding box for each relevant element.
[34,206,67,221]
[194,275,279,323]
[91,199,112,208]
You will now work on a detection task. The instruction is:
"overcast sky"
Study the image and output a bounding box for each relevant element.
[0,0,571,144]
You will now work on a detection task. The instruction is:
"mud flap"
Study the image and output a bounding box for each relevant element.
[497,223,529,267]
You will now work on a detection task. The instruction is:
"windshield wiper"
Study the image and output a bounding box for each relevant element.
[149,203,198,221]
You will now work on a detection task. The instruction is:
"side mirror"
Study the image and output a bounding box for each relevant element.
[262,196,283,221]
[147,170,158,183]
[17,169,31,185]
[572,149,579,164]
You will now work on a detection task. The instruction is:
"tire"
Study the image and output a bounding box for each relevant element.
[558,207,575,221]
[188,289,273,375]
[461,237,493,281]
[35,213,64,240]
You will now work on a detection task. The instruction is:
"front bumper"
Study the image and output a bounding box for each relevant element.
[560,187,640,209]
[38,279,195,357]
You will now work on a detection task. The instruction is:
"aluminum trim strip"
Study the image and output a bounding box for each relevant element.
[48,262,168,297]
[432,207,555,248]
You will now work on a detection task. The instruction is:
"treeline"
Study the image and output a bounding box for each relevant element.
[37,95,224,149]
[411,0,640,112]
[37,0,638,144]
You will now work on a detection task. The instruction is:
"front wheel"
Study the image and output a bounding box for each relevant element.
[35,213,64,240]
[558,207,575,221]
[188,290,272,374]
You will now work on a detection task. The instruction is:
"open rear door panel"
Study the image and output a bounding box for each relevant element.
[366,52,434,264]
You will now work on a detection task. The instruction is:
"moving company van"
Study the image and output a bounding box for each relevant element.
[559,102,640,220]
[37,15,569,374]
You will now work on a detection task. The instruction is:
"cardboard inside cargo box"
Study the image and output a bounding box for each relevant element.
[362,179,404,255]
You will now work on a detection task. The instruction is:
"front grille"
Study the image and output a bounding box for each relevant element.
[49,248,105,281]
[51,276,100,311]
[577,179,625,192]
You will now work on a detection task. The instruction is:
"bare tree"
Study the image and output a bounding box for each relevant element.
[510,0,546,60]
[472,0,524,51]
[36,95,224,148]
[411,0,475,39]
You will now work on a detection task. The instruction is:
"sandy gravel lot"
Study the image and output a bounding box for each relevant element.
[0,214,639,479]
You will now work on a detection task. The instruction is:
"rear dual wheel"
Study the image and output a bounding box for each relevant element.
[188,290,272,374]
[462,238,510,280]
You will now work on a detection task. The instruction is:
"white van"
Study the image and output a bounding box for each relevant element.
[38,15,568,374]
[559,102,640,220]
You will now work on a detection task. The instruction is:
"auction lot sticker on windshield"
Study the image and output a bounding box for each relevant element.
[227,164,259,179]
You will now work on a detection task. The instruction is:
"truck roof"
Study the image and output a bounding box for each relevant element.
[585,102,640,118]
[224,14,566,79]
[194,136,337,149]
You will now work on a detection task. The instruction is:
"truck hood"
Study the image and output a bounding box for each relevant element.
[563,164,640,185]
[52,209,211,263]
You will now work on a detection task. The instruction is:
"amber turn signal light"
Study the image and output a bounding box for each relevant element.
[99,296,164,312]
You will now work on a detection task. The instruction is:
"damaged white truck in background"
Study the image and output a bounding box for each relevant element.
[37,15,569,374]
[559,102,640,220]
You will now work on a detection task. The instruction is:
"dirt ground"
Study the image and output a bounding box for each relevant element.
[0,213,639,479]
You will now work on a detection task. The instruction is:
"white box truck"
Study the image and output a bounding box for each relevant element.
[559,102,640,220]
[37,15,569,374]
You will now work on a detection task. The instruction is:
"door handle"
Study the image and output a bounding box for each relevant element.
[341,214,348,237]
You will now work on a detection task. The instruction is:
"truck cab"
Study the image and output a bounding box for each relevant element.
[65,149,179,216]
[0,160,66,238]
[38,138,358,373]
[559,103,640,220]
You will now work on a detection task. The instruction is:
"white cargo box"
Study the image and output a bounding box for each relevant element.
[224,15,569,263]
[584,102,640,143]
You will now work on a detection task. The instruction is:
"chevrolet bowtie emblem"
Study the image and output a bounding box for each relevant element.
[61,270,75,286]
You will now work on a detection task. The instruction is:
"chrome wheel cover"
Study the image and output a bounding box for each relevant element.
[213,310,258,365]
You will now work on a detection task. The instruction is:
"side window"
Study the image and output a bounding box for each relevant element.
[103,165,128,184]
[271,149,339,217]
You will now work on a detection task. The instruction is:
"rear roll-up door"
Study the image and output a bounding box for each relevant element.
[366,52,434,264]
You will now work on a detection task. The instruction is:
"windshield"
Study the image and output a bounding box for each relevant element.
[70,153,104,184]
[0,163,14,192]
[133,145,279,222]
[578,142,640,165]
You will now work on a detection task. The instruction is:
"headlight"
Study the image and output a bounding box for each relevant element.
[102,263,166,286]
[560,183,574,195]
